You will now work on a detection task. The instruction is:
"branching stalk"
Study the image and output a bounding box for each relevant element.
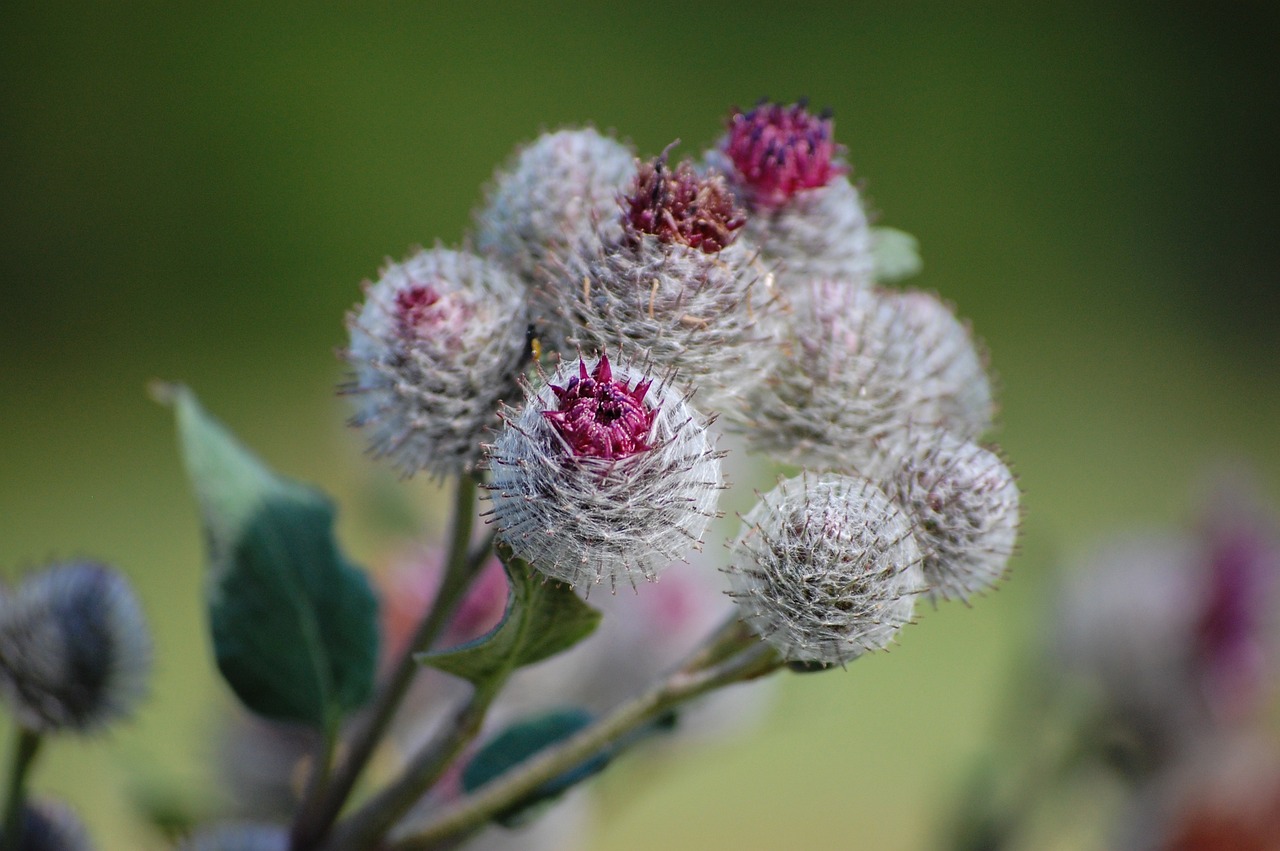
[292,474,484,850]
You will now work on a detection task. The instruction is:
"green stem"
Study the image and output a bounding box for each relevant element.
[321,682,500,851]
[292,474,484,850]
[387,644,782,851]
[1,727,42,851]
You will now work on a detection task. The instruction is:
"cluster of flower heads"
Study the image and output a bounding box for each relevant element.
[344,99,1020,665]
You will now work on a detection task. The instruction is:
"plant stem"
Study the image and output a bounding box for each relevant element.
[387,643,782,851]
[1,727,41,851]
[292,474,483,850]
[321,681,500,851]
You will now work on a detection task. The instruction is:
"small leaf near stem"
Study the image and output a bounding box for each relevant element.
[320,548,602,851]
[164,385,380,728]
[0,727,42,851]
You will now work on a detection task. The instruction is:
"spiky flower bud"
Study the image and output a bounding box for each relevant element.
[0,800,94,851]
[722,99,844,211]
[713,99,874,283]
[891,289,994,440]
[0,562,151,734]
[474,127,636,286]
[488,354,722,592]
[734,281,992,473]
[622,156,746,253]
[550,154,774,413]
[725,473,923,665]
[878,429,1020,601]
[343,247,530,478]
[176,823,287,851]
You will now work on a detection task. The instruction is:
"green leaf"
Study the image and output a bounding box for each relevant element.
[162,384,379,728]
[871,226,923,283]
[416,545,600,686]
[462,708,609,827]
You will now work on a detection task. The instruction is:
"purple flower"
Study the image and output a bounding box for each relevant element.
[723,99,844,210]
[621,154,745,254]
[542,355,656,460]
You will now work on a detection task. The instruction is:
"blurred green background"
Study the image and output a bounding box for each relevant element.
[3,2,1279,849]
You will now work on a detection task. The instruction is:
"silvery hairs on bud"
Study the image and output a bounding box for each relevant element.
[709,99,875,285]
[726,473,924,665]
[473,127,636,288]
[343,247,531,478]
[176,823,288,851]
[877,428,1020,602]
[547,154,779,416]
[733,281,992,475]
[1,800,94,851]
[0,562,151,734]
[487,353,723,594]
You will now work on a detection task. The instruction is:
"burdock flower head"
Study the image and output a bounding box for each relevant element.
[878,428,1020,602]
[0,561,152,734]
[343,247,530,478]
[734,281,993,474]
[488,353,723,593]
[725,473,924,665]
[713,99,874,284]
[548,151,776,415]
[474,127,636,288]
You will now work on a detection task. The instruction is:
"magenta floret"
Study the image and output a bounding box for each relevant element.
[543,355,656,459]
[724,99,844,210]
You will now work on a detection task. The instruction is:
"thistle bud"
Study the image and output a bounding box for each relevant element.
[550,154,775,414]
[343,247,531,478]
[890,289,994,441]
[0,562,151,734]
[487,354,723,592]
[878,429,1020,602]
[734,282,992,473]
[714,99,873,284]
[725,473,923,665]
[474,127,636,286]
[176,823,287,851]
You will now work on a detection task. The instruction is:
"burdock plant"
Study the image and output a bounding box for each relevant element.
[0,97,1022,850]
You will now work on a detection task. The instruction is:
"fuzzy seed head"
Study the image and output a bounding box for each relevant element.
[726,473,923,665]
[735,282,993,474]
[548,222,778,416]
[343,247,531,478]
[488,354,723,592]
[622,155,745,254]
[0,562,151,734]
[879,429,1020,601]
[723,99,844,211]
[890,289,994,441]
[474,127,637,284]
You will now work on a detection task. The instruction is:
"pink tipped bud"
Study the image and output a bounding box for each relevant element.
[622,154,745,254]
[488,355,723,592]
[723,99,844,210]
[343,247,531,478]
